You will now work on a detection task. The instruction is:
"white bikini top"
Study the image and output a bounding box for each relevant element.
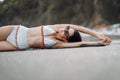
[42,26,57,48]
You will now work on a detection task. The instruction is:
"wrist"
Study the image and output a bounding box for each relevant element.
[96,34,101,38]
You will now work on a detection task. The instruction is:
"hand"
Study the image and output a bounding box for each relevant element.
[97,34,112,45]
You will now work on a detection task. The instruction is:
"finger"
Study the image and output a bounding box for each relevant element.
[106,38,112,43]
[105,40,111,45]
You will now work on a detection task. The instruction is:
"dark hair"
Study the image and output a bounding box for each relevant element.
[67,31,82,42]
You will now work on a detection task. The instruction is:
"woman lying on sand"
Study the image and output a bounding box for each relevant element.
[0,24,111,51]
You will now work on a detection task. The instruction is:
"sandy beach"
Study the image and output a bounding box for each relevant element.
[0,36,120,80]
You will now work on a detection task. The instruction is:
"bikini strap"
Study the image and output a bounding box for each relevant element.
[15,25,20,50]
[41,25,46,49]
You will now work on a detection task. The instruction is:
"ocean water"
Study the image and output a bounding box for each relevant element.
[80,28,120,36]
[80,29,120,42]
[94,29,120,36]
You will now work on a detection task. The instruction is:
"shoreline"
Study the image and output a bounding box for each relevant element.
[0,39,120,80]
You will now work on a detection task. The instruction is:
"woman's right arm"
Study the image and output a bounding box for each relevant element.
[53,24,111,45]
[47,24,111,45]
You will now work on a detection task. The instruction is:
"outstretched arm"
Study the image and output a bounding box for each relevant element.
[52,41,106,48]
[54,24,111,45]
[70,24,111,44]
[53,24,99,37]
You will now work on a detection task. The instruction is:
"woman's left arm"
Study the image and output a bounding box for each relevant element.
[52,41,106,49]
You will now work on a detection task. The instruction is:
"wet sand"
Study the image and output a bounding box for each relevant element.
[0,36,120,80]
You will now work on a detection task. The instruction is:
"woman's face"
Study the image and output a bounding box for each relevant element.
[58,26,74,40]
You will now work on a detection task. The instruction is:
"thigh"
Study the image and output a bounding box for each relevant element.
[0,25,15,41]
[0,41,17,51]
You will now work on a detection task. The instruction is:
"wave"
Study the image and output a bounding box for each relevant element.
[80,29,120,37]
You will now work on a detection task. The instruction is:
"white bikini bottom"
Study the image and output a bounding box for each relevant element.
[7,25,29,49]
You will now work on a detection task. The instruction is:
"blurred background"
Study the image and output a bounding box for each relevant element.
[0,0,120,29]
[0,1,120,80]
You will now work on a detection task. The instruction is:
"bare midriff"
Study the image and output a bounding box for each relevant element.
[27,26,43,48]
